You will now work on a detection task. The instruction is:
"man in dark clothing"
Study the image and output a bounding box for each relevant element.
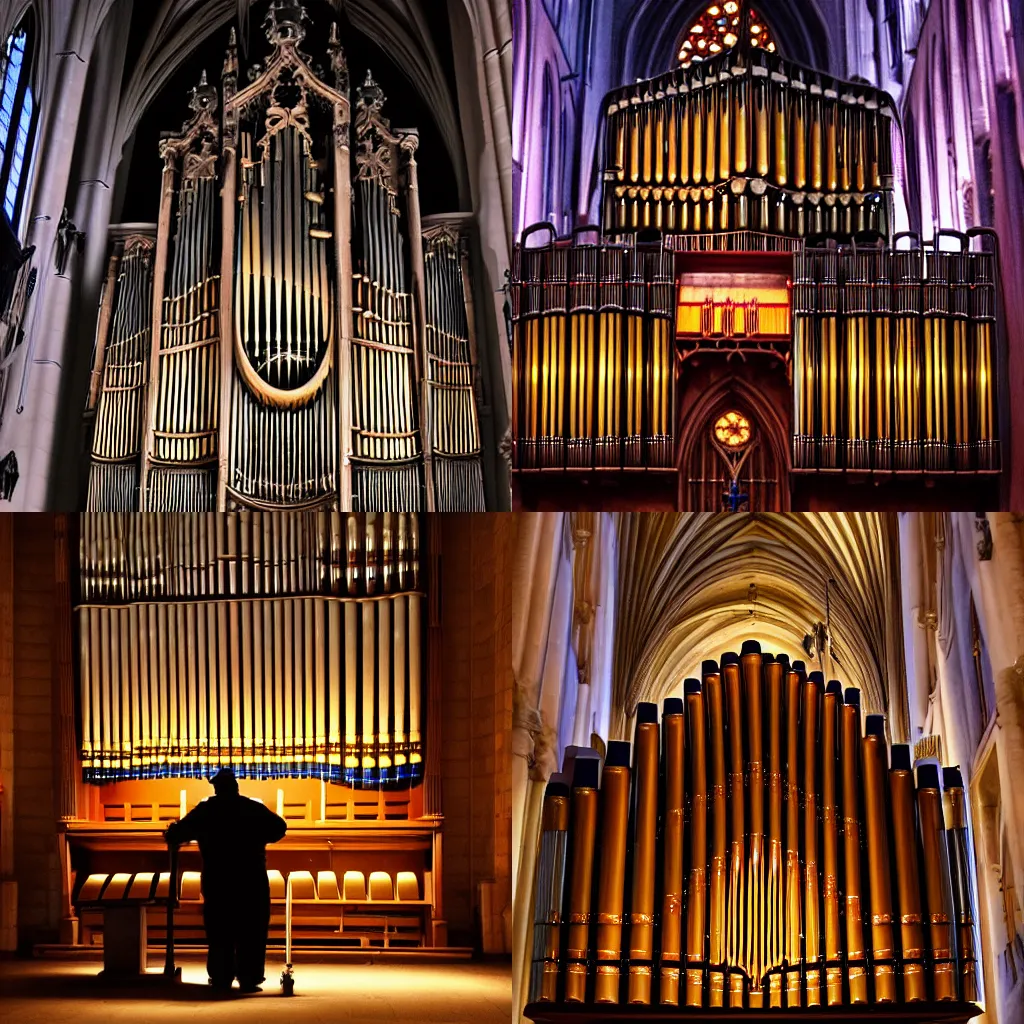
[165,768,287,992]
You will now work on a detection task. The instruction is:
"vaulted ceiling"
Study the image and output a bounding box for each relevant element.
[611,513,908,741]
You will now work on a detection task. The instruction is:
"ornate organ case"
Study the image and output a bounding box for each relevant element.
[86,3,486,513]
[512,17,1007,511]
[62,511,449,950]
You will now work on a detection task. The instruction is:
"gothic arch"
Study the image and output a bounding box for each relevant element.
[677,371,791,513]
[610,512,906,738]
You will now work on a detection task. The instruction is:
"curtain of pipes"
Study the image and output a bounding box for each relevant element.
[87,237,156,511]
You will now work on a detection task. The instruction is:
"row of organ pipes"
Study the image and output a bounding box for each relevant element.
[528,644,980,1010]
[513,229,675,471]
[86,9,485,513]
[793,236,1000,473]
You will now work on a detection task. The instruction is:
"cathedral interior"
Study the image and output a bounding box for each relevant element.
[0,0,513,513]
[512,511,1024,1024]
[511,0,1024,512]
[0,511,513,1021]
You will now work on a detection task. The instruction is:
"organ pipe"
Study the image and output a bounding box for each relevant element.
[77,511,424,787]
[525,641,983,1014]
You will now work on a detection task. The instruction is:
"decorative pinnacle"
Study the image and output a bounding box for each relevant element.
[357,69,385,111]
[190,69,219,115]
[265,0,308,47]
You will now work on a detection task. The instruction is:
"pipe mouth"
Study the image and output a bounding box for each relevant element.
[791,659,806,673]
[701,659,720,677]
[825,679,843,697]
[775,653,791,669]
[916,763,940,790]
[545,779,570,799]
[808,670,825,686]
[761,652,775,664]
[720,652,739,666]
[890,744,912,771]
[635,702,658,725]
[741,640,762,656]
[663,697,684,716]
[844,687,861,707]
[684,677,702,695]
[942,765,964,790]
[605,740,631,768]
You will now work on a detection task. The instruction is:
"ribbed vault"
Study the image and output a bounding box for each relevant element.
[611,513,907,739]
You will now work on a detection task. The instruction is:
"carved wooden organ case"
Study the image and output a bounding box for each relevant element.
[86,4,486,513]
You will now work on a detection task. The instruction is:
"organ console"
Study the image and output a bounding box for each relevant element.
[525,642,981,1021]
[86,1,486,514]
[62,511,448,953]
[512,4,1006,508]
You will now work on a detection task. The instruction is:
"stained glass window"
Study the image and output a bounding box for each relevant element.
[0,14,37,231]
[677,2,776,67]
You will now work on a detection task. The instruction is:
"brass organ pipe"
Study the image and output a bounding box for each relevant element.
[530,779,570,1002]
[722,652,746,1006]
[594,740,631,1003]
[783,663,803,1007]
[792,78,808,190]
[890,744,927,1002]
[718,75,732,183]
[628,703,659,1004]
[765,656,785,1008]
[918,763,957,1000]
[564,757,600,1003]
[821,680,842,1006]
[741,643,766,1005]
[658,697,686,1005]
[943,766,979,1002]
[734,69,748,176]
[841,687,869,1003]
[803,671,823,1006]
[863,715,897,1002]
[684,677,707,1007]
[704,662,727,1007]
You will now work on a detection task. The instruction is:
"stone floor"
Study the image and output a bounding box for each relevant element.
[0,957,512,1023]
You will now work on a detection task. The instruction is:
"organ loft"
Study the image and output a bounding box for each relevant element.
[511,0,1010,512]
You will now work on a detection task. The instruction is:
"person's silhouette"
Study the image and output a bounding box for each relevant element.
[165,768,287,992]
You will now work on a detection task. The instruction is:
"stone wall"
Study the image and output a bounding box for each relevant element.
[0,513,62,950]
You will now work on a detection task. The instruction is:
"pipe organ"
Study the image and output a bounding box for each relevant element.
[67,510,447,950]
[512,15,1006,509]
[525,644,981,1019]
[86,1,486,513]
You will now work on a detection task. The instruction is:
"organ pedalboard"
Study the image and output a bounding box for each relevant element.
[524,643,981,1023]
[511,18,1006,498]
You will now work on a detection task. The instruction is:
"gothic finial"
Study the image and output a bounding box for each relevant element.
[358,69,385,112]
[328,21,348,91]
[190,69,219,116]
[265,0,308,47]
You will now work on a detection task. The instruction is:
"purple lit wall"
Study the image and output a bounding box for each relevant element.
[902,0,1024,509]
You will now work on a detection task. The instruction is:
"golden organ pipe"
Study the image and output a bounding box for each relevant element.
[685,677,707,1008]
[627,704,659,1004]
[704,662,727,1008]
[821,680,843,1006]
[564,757,600,1003]
[530,779,570,1003]
[890,744,927,1002]
[841,687,869,1004]
[918,763,958,1001]
[943,767,979,1003]
[863,715,897,1002]
[594,740,631,1003]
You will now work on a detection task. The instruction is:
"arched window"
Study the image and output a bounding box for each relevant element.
[541,70,556,222]
[0,11,38,232]
[678,2,776,67]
